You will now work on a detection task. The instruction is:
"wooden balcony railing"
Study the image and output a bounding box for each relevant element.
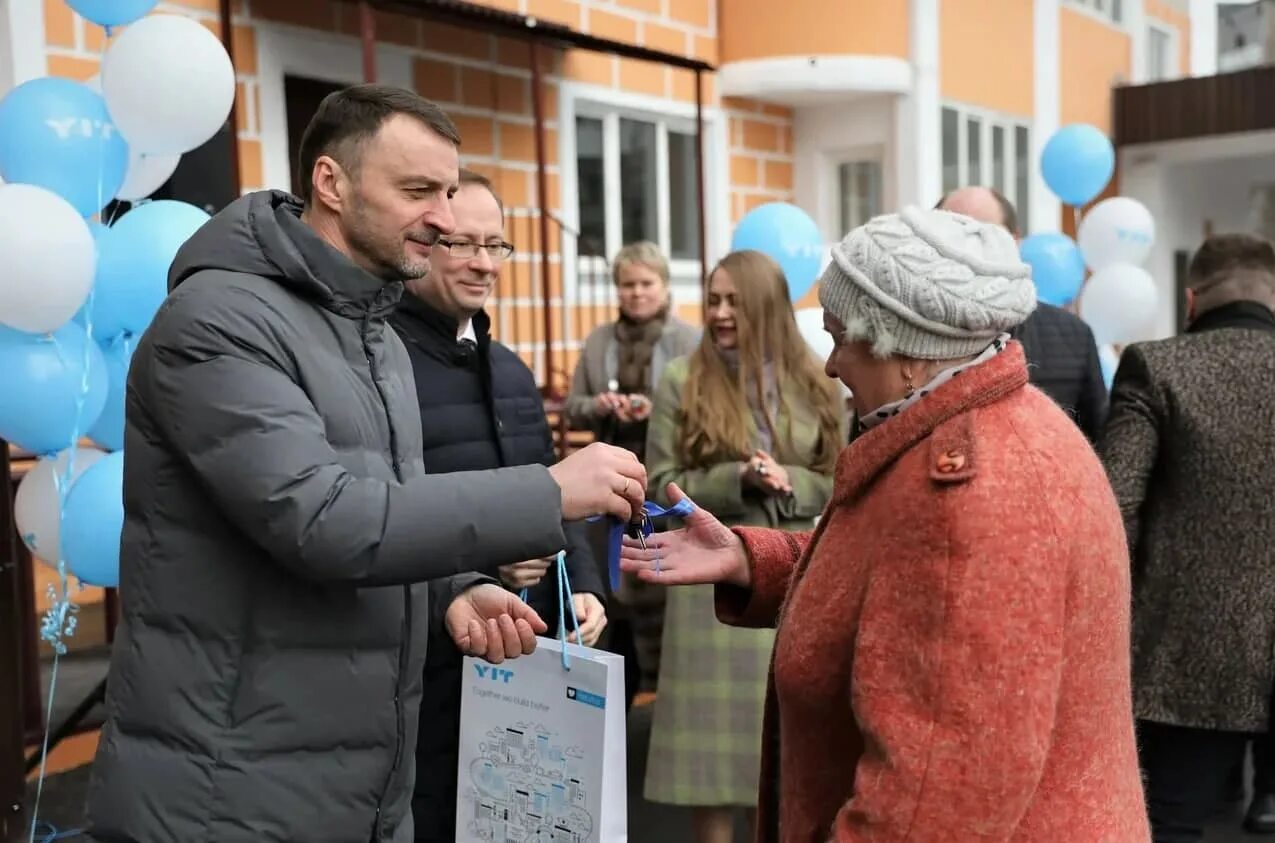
[1114,64,1275,147]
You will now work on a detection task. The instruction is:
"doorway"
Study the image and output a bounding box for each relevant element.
[284,76,344,196]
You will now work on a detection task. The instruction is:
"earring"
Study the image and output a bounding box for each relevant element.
[902,371,915,397]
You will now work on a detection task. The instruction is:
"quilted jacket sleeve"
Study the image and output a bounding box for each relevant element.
[143,285,567,587]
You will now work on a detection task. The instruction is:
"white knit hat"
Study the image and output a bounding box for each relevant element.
[818,206,1037,360]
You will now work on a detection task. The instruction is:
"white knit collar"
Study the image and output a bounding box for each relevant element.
[858,334,1010,432]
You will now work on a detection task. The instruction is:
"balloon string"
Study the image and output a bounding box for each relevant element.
[27,35,111,830]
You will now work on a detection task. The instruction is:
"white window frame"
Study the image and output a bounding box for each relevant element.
[940,102,1032,228]
[559,81,728,303]
[1147,19,1180,81]
[1063,0,1127,27]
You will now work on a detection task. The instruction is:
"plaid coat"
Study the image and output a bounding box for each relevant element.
[641,355,838,806]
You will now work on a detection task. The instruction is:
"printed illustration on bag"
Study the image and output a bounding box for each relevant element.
[463,720,594,842]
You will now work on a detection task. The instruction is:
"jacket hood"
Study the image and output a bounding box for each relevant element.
[168,190,402,319]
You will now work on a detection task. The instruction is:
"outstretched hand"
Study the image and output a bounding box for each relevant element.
[446,583,548,664]
[619,483,751,588]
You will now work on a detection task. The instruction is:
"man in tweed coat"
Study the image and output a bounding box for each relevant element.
[1102,232,1275,842]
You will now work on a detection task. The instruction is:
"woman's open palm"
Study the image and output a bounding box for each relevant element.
[619,483,751,588]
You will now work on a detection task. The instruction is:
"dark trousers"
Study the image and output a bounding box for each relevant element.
[1139,720,1253,842]
[1256,734,1275,795]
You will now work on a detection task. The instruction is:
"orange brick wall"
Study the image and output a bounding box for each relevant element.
[40,0,730,393]
[725,98,795,224]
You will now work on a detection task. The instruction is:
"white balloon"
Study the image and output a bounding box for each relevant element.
[116,150,180,201]
[1078,196,1155,272]
[794,307,851,398]
[794,307,832,360]
[14,446,108,566]
[102,15,235,155]
[0,184,97,334]
[1080,263,1159,346]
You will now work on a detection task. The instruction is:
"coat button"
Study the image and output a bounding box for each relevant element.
[937,452,966,473]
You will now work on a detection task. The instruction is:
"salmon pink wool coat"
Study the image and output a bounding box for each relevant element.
[716,343,1150,842]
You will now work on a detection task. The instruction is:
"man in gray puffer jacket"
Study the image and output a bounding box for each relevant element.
[84,85,646,843]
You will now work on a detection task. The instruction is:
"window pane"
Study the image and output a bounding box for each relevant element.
[1149,27,1170,79]
[838,161,883,236]
[575,116,606,257]
[667,130,699,261]
[941,107,959,192]
[1015,125,1030,233]
[619,118,657,246]
[967,117,982,185]
[1111,0,1122,22]
[992,125,1006,194]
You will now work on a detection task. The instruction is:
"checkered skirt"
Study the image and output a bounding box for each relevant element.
[642,580,777,806]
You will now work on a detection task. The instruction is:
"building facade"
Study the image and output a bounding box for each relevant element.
[0,0,1225,378]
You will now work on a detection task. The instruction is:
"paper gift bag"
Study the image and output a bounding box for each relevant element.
[457,554,628,842]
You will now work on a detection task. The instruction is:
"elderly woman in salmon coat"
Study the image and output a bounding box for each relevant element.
[621,207,1150,842]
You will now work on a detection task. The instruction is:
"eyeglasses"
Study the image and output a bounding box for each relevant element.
[437,238,514,260]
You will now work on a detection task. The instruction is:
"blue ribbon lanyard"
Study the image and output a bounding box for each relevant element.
[554,550,582,669]
[592,498,697,591]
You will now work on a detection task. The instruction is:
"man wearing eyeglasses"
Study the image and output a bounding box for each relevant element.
[389,168,608,842]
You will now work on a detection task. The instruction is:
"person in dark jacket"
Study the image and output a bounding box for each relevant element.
[391,169,608,842]
[1102,232,1275,842]
[938,186,1108,442]
[84,84,646,843]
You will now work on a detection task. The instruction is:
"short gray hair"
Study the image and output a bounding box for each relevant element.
[611,241,670,285]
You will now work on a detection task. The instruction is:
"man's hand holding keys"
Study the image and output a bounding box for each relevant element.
[548,442,647,521]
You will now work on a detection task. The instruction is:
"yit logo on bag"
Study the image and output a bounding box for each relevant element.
[566,687,605,709]
[473,664,514,684]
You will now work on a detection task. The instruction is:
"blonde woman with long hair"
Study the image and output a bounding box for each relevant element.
[642,250,844,843]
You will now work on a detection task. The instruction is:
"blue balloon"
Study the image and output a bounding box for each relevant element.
[62,450,124,588]
[87,200,210,339]
[0,77,129,217]
[1019,232,1087,307]
[88,334,135,451]
[730,202,824,301]
[0,323,107,455]
[1040,124,1115,208]
[67,0,158,26]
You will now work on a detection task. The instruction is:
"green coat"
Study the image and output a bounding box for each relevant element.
[642,355,839,806]
[645,357,837,527]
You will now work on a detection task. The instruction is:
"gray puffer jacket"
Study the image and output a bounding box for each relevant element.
[85,191,566,843]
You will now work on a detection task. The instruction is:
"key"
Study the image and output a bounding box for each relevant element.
[625,512,656,571]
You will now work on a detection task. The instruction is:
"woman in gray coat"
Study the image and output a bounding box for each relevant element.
[566,241,699,700]
[566,241,700,460]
